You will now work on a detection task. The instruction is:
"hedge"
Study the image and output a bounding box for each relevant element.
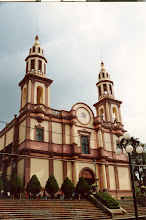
[95,192,120,209]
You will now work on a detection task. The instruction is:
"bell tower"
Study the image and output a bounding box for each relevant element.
[94,62,123,125]
[19,35,53,113]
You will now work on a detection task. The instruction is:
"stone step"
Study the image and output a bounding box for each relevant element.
[0,199,112,219]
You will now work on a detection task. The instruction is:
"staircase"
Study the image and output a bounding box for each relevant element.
[0,199,112,219]
[119,198,146,219]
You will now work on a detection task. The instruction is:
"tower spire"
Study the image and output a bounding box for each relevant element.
[96,62,114,100]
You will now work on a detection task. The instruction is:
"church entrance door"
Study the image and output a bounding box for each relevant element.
[80,168,95,185]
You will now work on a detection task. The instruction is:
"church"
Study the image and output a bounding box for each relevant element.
[0,36,132,199]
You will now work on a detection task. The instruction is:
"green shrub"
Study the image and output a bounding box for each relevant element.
[137,194,146,207]
[1,175,10,197]
[45,175,59,199]
[95,192,119,209]
[61,177,75,199]
[10,174,23,197]
[75,177,90,198]
[26,175,42,199]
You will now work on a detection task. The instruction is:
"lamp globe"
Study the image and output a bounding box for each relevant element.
[136,146,143,154]
[123,132,130,140]
[126,145,133,153]
[115,148,122,155]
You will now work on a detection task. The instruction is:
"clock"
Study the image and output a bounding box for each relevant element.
[81,112,86,119]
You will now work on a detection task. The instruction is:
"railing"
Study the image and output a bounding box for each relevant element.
[52,109,61,115]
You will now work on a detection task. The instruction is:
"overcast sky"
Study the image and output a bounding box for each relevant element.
[0,2,146,143]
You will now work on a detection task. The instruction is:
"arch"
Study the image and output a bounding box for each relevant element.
[100,108,105,120]
[37,86,43,104]
[79,167,95,185]
[113,107,118,121]
[98,86,101,96]
[22,88,26,108]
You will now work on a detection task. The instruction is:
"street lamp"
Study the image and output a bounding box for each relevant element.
[115,132,143,220]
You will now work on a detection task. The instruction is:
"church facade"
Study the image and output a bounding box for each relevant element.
[0,36,132,199]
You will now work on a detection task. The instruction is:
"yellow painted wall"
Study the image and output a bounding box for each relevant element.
[65,125,70,145]
[67,161,72,181]
[6,128,14,146]
[30,118,49,142]
[113,134,119,151]
[7,166,11,178]
[28,80,31,103]
[97,130,103,148]
[74,128,80,147]
[54,160,63,188]
[17,159,24,184]
[106,102,110,121]
[90,131,95,149]
[0,135,5,151]
[104,133,112,151]
[108,166,116,190]
[22,84,27,108]
[48,86,50,107]
[102,165,107,189]
[118,167,131,190]
[52,122,62,144]
[30,158,49,187]
[19,120,26,144]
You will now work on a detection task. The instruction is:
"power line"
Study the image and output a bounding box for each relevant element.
[0,120,126,145]
[0,152,145,167]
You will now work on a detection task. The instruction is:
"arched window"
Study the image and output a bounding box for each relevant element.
[22,88,26,108]
[33,46,35,52]
[99,74,101,80]
[38,60,42,72]
[37,86,43,104]
[109,84,112,94]
[31,59,35,71]
[98,86,101,96]
[100,108,105,120]
[113,107,118,122]
[80,168,95,185]
[103,84,107,94]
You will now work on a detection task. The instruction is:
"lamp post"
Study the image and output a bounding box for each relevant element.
[115,132,143,220]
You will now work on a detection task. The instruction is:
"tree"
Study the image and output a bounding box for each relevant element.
[9,174,23,198]
[26,175,42,199]
[1,175,10,197]
[61,177,75,199]
[118,137,146,186]
[75,176,90,198]
[0,176,3,194]
[45,175,59,199]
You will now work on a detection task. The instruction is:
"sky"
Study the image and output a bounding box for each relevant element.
[0,2,146,143]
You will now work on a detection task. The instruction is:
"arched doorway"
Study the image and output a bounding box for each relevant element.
[79,168,95,185]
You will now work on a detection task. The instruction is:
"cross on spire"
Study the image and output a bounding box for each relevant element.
[34,26,40,36]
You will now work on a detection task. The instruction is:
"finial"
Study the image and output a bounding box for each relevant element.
[35,35,39,41]
[34,34,40,46]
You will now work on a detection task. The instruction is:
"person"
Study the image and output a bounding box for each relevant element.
[60,192,64,200]
[7,191,10,199]
[26,192,29,199]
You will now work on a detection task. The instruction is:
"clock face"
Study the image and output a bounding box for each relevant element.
[76,107,91,125]
[81,112,86,119]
